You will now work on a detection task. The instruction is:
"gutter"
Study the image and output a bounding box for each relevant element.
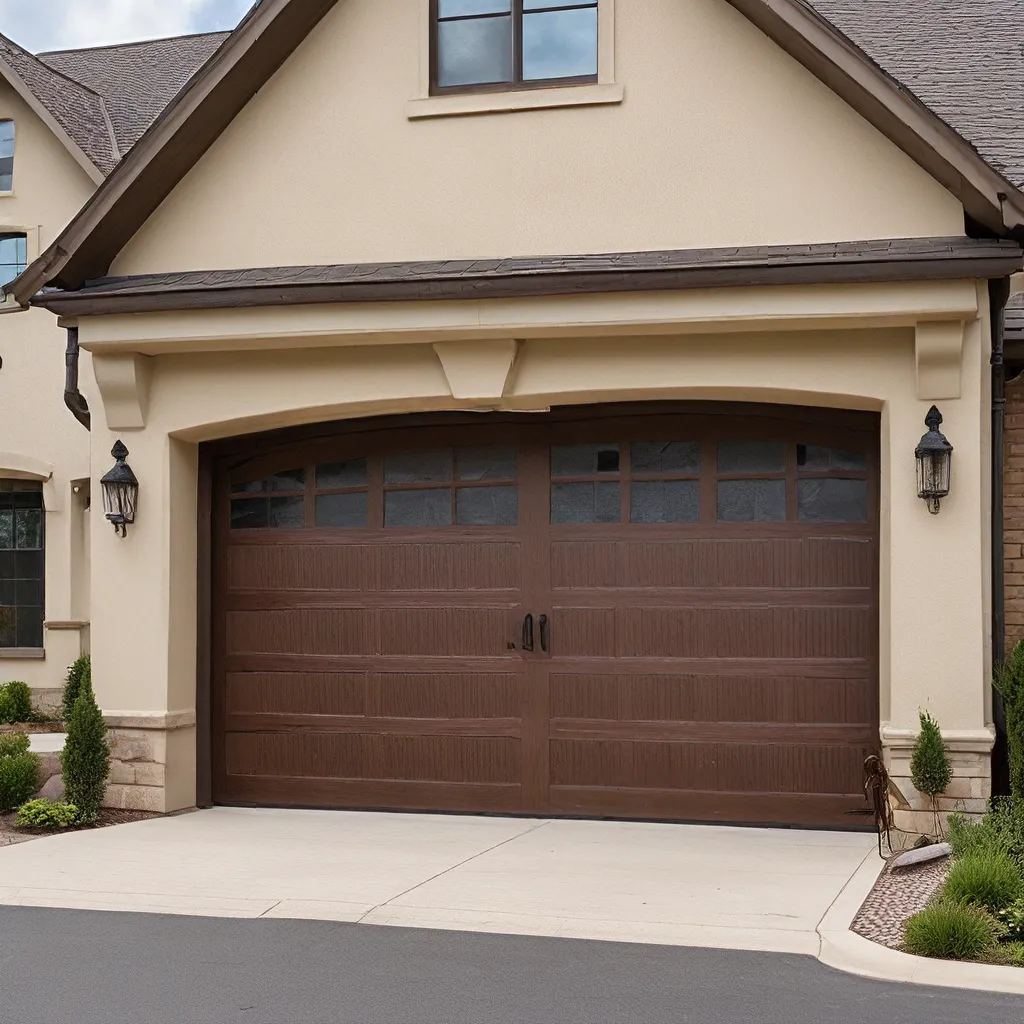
[992,277,1011,798]
[63,324,91,431]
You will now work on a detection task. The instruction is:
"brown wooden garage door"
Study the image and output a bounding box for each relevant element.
[210,403,879,827]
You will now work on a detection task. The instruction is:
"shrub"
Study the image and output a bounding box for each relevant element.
[62,656,91,723]
[60,679,109,823]
[949,800,1024,867]
[944,851,1024,914]
[0,752,40,812]
[0,681,33,724]
[987,941,1024,967]
[996,898,1024,942]
[904,901,1001,961]
[0,733,30,759]
[15,798,79,830]
[995,641,1024,799]
[911,709,952,798]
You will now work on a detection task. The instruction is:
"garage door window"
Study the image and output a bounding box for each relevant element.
[385,447,519,527]
[797,444,868,523]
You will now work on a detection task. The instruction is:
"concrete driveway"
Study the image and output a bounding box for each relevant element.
[0,808,875,955]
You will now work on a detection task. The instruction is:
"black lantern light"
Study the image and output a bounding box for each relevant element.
[915,405,953,515]
[100,441,139,537]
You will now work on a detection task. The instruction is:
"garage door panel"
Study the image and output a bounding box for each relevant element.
[377,608,519,657]
[375,672,521,719]
[228,544,380,592]
[226,672,368,716]
[550,607,618,657]
[226,733,521,784]
[378,542,522,591]
[549,672,874,725]
[227,609,377,656]
[549,739,869,794]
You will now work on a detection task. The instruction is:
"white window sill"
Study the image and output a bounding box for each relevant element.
[407,83,624,121]
[0,648,44,660]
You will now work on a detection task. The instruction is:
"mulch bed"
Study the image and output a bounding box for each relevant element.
[0,808,161,848]
[852,853,950,949]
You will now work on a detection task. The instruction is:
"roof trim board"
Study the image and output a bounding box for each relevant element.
[30,238,1024,316]
[0,57,106,185]
[10,0,1024,307]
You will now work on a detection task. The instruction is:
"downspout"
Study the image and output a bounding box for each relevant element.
[991,277,1011,798]
[63,324,91,431]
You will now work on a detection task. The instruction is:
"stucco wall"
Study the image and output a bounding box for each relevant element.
[0,78,97,698]
[110,0,964,277]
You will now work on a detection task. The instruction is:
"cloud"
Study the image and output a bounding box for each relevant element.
[0,0,253,52]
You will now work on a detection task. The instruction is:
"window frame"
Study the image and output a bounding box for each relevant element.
[0,480,45,654]
[0,119,13,194]
[429,0,600,97]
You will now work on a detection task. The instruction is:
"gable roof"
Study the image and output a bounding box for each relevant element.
[40,32,230,166]
[809,0,1024,188]
[0,29,226,183]
[9,0,1024,306]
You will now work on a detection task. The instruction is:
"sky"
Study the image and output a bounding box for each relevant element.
[0,0,254,52]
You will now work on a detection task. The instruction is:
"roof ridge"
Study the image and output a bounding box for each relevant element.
[39,29,232,59]
[0,31,104,100]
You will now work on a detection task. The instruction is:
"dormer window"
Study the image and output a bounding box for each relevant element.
[432,0,598,93]
[0,121,13,192]
[0,235,26,288]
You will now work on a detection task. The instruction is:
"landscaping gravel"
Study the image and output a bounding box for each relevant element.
[853,853,949,949]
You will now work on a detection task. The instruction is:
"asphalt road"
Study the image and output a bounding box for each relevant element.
[2,907,1023,1024]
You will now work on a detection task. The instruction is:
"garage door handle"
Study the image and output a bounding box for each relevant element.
[539,615,550,653]
[522,614,534,652]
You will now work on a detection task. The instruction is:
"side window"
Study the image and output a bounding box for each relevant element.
[433,0,599,93]
[0,481,44,650]
[0,120,13,192]
[0,234,27,288]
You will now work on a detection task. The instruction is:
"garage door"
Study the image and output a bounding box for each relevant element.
[211,403,879,827]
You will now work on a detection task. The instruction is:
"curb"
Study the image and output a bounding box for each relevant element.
[817,848,1024,995]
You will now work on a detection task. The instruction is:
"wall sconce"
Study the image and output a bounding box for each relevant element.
[915,406,953,515]
[100,441,138,537]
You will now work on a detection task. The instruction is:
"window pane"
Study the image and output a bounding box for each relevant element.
[14,551,41,580]
[457,486,518,526]
[0,510,11,549]
[457,446,517,481]
[717,480,787,522]
[797,445,868,472]
[268,497,305,529]
[437,15,513,88]
[231,468,305,493]
[798,479,868,522]
[631,442,700,475]
[439,0,510,14]
[718,441,786,474]
[0,122,13,193]
[16,578,41,606]
[552,482,620,524]
[524,0,594,6]
[0,234,26,287]
[231,498,268,530]
[0,606,14,646]
[316,459,367,489]
[0,121,13,157]
[631,481,699,523]
[522,7,598,81]
[16,608,42,649]
[0,157,11,193]
[316,492,368,528]
[386,489,452,527]
[551,444,619,477]
[15,509,41,549]
[385,450,452,484]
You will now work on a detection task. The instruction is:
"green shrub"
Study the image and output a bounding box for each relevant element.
[60,679,109,823]
[945,851,1024,913]
[0,733,30,759]
[948,800,1024,867]
[0,681,33,724]
[904,901,1001,961]
[987,941,1024,967]
[996,641,1024,799]
[996,898,1024,942]
[911,709,952,798]
[0,752,40,812]
[62,656,90,723]
[15,798,79,830]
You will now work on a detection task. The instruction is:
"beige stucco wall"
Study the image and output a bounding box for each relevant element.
[76,275,993,812]
[0,78,97,700]
[111,0,964,277]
